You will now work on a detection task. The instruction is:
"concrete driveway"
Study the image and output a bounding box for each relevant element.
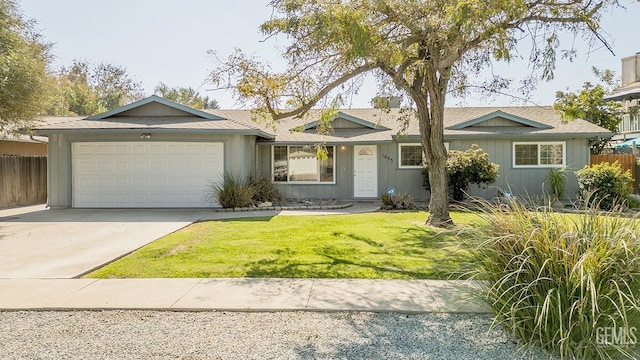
[0,205,209,279]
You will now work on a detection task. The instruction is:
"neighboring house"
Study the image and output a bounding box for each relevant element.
[0,135,47,156]
[1,117,81,156]
[606,52,640,143]
[34,95,610,209]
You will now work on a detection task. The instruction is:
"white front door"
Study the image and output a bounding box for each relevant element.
[353,145,378,197]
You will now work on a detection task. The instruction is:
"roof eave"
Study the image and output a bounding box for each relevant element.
[256,139,394,145]
[34,128,275,139]
[443,132,612,140]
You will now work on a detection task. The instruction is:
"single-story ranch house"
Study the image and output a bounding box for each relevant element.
[34,95,610,208]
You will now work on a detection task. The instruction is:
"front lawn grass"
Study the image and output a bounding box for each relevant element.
[87,211,480,279]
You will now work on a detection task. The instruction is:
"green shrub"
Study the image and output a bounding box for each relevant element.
[465,200,640,359]
[249,176,282,203]
[575,161,633,210]
[207,172,255,208]
[422,144,499,201]
[381,192,414,210]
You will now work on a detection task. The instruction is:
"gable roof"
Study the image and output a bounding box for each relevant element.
[209,106,609,143]
[86,95,224,120]
[33,96,275,139]
[447,110,552,130]
[301,111,390,131]
[32,103,612,143]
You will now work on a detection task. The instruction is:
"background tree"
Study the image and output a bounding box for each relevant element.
[154,82,219,109]
[554,68,622,154]
[209,0,626,227]
[47,60,144,116]
[0,0,52,134]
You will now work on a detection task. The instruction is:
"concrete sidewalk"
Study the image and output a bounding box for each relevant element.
[0,278,490,313]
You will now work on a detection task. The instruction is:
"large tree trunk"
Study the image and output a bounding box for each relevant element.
[425,149,451,227]
[416,68,453,227]
[414,101,452,226]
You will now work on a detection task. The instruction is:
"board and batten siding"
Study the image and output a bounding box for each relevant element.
[449,138,588,199]
[256,144,355,200]
[47,132,256,208]
[378,142,428,201]
[253,138,590,202]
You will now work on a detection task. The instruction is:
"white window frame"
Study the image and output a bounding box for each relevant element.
[271,145,336,184]
[398,143,423,169]
[398,142,449,169]
[512,141,566,168]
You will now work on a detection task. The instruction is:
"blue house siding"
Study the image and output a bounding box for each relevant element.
[256,144,354,200]
[450,138,588,200]
[257,138,590,201]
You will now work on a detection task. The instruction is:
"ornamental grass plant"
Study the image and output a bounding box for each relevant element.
[464,198,640,359]
[207,172,255,208]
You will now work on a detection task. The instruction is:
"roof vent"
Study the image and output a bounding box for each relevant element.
[372,96,402,109]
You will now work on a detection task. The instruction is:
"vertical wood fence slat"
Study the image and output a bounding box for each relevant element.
[0,155,47,207]
[590,154,638,193]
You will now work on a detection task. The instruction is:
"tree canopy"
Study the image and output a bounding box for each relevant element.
[0,0,52,135]
[210,0,628,226]
[554,68,622,154]
[154,83,219,109]
[47,60,144,116]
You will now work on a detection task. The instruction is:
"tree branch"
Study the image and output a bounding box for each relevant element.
[265,62,380,120]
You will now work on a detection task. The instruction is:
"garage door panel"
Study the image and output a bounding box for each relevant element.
[131,145,147,155]
[96,177,113,189]
[76,144,95,155]
[166,176,183,187]
[114,161,130,172]
[149,160,165,173]
[96,161,114,173]
[95,194,114,205]
[96,144,113,155]
[202,144,221,155]
[167,160,183,172]
[72,142,223,208]
[149,144,166,155]
[132,159,148,172]
[114,194,131,205]
[167,144,183,155]
[114,144,129,155]
[76,161,96,173]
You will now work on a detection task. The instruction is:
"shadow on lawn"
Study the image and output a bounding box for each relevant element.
[243,227,472,279]
[243,251,444,279]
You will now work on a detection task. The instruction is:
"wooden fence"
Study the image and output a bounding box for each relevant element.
[0,155,47,208]
[590,154,638,193]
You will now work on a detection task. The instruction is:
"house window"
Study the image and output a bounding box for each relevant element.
[399,144,423,168]
[513,142,565,167]
[272,145,335,183]
[398,143,449,169]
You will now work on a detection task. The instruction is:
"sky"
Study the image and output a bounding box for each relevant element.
[18,0,640,109]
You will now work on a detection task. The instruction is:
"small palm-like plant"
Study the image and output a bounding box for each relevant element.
[547,167,566,199]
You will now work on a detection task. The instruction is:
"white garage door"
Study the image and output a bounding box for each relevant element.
[72,142,224,208]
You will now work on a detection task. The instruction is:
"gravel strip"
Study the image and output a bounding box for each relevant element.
[0,311,550,359]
